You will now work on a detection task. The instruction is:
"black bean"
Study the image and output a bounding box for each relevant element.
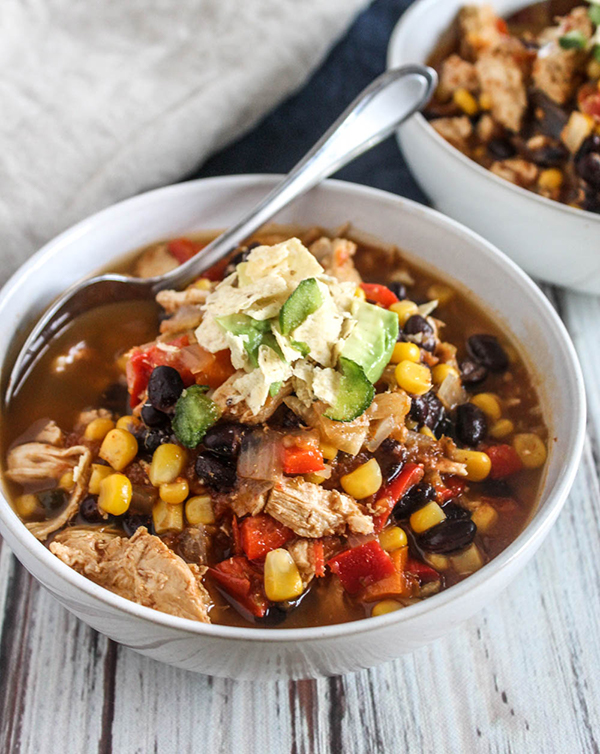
[459,359,488,386]
[256,605,288,626]
[224,242,260,275]
[417,519,477,553]
[466,334,508,372]
[456,403,487,446]
[528,142,567,168]
[99,382,130,415]
[80,495,104,523]
[442,502,471,520]
[403,315,436,352]
[38,489,68,513]
[135,427,172,456]
[388,281,407,300]
[434,416,456,441]
[195,451,237,491]
[147,366,184,412]
[375,439,407,485]
[121,514,152,537]
[410,391,445,431]
[581,187,600,214]
[141,402,171,428]
[575,133,600,162]
[577,153,600,189]
[392,482,436,520]
[203,422,250,458]
[488,137,517,160]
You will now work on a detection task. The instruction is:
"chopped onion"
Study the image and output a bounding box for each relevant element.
[178,344,214,375]
[437,372,467,410]
[237,431,283,481]
[365,416,396,452]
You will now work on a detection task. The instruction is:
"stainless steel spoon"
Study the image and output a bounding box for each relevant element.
[6,64,437,403]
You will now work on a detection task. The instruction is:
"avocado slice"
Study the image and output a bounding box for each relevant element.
[324,358,375,422]
[340,301,399,384]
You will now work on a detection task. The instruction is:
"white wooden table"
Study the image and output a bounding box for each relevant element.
[1,290,599,754]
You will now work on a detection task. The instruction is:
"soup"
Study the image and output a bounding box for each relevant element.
[2,227,548,628]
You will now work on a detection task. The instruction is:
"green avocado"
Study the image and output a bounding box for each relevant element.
[339,301,399,384]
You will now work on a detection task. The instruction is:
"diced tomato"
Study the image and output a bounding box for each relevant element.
[313,540,325,578]
[126,335,192,407]
[484,444,523,479]
[405,557,440,584]
[231,515,243,556]
[496,18,508,34]
[167,237,204,265]
[437,475,467,503]
[327,541,395,594]
[578,85,600,119]
[202,257,230,282]
[199,348,236,389]
[282,445,325,475]
[240,514,293,560]
[359,283,399,309]
[359,546,414,601]
[209,556,269,618]
[372,463,424,532]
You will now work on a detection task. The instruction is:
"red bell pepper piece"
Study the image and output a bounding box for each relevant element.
[240,514,293,560]
[167,237,203,264]
[359,283,399,309]
[313,540,325,578]
[405,557,440,584]
[373,463,424,532]
[437,475,466,503]
[282,445,325,475]
[202,256,230,282]
[209,556,269,618]
[327,540,395,594]
[360,546,413,601]
[485,444,523,479]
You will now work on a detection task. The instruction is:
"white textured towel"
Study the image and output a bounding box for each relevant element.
[0,0,370,283]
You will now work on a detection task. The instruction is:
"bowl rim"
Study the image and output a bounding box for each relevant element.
[0,174,586,643]
[387,0,600,224]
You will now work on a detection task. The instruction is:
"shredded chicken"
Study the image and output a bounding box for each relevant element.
[459,5,505,58]
[430,116,473,151]
[212,373,292,424]
[438,54,479,99]
[309,237,362,283]
[286,538,318,587]
[266,479,373,538]
[226,479,271,517]
[50,527,211,622]
[135,243,179,278]
[475,42,529,132]
[490,157,539,187]
[35,420,64,446]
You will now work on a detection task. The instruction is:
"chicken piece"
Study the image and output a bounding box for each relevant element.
[5,442,92,540]
[211,372,292,424]
[430,116,473,151]
[438,54,479,100]
[226,479,271,517]
[490,157,539,187]
[74,408,113,433]
[265,479,373,538]
[135,243,179,278]
[533,8,593,105]
[475,43,529,132]
[35,420,64,446]
[459,5,505,58]
[476,113,502,143]
[155,287,209,314]
[50,527,212,622]
[309,237,362,284]
[286,538,318,587]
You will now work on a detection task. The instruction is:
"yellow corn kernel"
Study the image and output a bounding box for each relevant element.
[410,502,446,533]
[264,548,304,602]
[395,361,432,396]
[98,473,132,516]
[426,283,454,305]
[379,526,408,552]
[152,499,184,534]
[390,300,419,326]
[391,341,421,364]
[320,442,338,461]
[426,553,450,571]
[372,600,403,617]
[185,495,215,525]
[513,433,547,469]
[479,92,492,110]
[420,426,436,439]
[59,471,75,491]
[193,278,212,291]
[149,443,187,486]
[354,286,367,300]
[116,353,130,373]
[471,502,498,534]
[159,479,189,504]
[452,449,491,482]
[405,418,418,431]
[538,168,563,191]
[341,458,383,499]
[89,463,114,495]
[453,87,479,116]
[432,363,459,385]
[471,392,502,421]
[99,428,138,471]
[84,417,116,441]
[116,415,142,432]
[489,418,514,439]
[588,58,600,79]
[451,543,484,575]
[15,493,43,519]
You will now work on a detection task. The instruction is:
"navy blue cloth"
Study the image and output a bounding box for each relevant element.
[193,0,427,205]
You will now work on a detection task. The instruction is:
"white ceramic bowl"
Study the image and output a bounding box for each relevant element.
[388,0,600,295]
[0,176,585,680]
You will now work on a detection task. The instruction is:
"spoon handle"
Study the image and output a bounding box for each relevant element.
[156,64,437,292]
